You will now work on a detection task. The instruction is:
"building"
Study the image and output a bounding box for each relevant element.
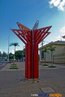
[39,41,65,64]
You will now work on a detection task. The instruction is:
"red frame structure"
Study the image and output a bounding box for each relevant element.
[12,22,52,79]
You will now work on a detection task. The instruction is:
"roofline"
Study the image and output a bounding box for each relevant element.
[39,41,65,49]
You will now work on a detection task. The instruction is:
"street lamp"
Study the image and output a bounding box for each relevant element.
[8,34,10,62]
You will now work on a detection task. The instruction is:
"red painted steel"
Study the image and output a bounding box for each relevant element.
[12,22,52,79]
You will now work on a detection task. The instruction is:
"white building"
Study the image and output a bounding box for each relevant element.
[39,41,65,64]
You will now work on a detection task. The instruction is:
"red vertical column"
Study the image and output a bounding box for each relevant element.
[25,44,28,79]
[30,31,39,79]
[27,43,32,79]
[33,44,39,79]
[25,43,32,79]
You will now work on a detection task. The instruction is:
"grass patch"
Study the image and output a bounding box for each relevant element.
[48,65,56,68]
[42,64,48,66]
[10,63,18,69]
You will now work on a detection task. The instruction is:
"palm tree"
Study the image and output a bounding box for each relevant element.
[43,47,48,64]
[9,43,19,60]
[48,45,55,64]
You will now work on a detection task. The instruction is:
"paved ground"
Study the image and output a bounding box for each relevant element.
[0,62,65,97]
[0,62,7,70]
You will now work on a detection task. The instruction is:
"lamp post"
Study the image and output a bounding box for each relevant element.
[8,34,10,62]
[9,43,19,61]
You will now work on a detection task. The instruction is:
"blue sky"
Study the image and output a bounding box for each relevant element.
[0,0,65,53]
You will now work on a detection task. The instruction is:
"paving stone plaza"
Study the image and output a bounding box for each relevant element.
[0,62,65,97]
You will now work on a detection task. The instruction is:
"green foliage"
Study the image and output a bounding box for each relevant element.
[9,53,14,60]
[2,52,7,57]
[0,52,7,61]
[42,47,48,63]
[42,64,48,66]
[0,51,2,57]
[43,47,48,52]
[48,45,55,63]
[23,48,25,57]
[9,42,19,60]
[9,43,19,47]
[15,50,25,60]
[10,64,18,69]
[48,65,56,68]
[48,45,55,52]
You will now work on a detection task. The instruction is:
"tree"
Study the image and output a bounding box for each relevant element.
[9,53,14,60]
[9,43,19,60]
[0,51,2,57]
[15,50,24,61]
[43,47,48,64]
[0,51,2,60]
[23,48,25,57]
[48,45,55,64]
[2,52,7,61]
[2,52,7,57]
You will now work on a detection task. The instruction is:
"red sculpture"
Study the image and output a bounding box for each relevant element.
[12,20,52,79]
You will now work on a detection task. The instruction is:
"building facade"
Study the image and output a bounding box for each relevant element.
[40,41,65,64]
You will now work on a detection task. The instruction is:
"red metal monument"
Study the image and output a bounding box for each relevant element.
[12,20,52,79]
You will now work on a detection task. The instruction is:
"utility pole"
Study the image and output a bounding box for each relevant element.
[8,34,10,62]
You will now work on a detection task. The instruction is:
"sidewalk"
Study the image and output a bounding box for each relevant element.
[0,62,25,71]
[1,62,65,71]
[0,80,55,97]
[0,62,65,97]
[40,63,65,69]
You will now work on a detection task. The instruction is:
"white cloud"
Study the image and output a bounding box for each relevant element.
[59,26,65,36]
[49,0,65,11]
[50,26,65,41]
[54,35,62,41]
[49,0,61,7]
[58,0,65,11]
[53,26,65,41]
